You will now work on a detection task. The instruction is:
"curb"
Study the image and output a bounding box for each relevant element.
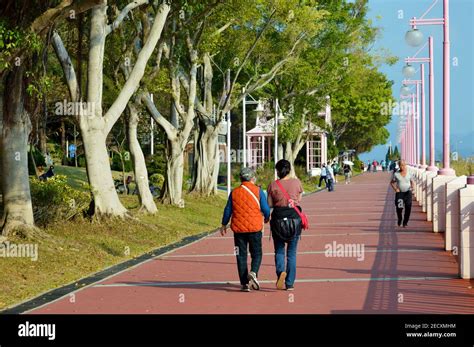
[1,228,219,314]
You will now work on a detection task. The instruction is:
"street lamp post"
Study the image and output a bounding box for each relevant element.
[242,88,246,168]
[402,81,422,166]
[420,64,426,168]
[400,93,416,165]
[226,70,231,196]
[404,36,436,171]
[405,0,455,175]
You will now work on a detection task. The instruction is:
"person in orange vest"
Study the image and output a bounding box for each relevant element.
[220,167,271,292]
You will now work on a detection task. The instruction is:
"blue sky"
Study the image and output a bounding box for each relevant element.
[358,0,474,162]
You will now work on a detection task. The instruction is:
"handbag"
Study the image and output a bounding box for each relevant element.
[275,180,309,230]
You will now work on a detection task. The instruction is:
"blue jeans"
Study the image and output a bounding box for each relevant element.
[234,232,263,285]
[273,235,299,288]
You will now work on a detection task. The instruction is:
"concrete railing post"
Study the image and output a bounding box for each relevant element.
[432,175,457,232]
[445,176,466,253]
[459,182,474,279]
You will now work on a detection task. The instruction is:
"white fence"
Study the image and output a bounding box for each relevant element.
[411,167,474,278]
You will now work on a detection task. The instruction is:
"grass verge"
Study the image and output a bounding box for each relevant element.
[0,192,226,310]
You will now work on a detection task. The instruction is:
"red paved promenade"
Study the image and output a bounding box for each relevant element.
[28,172,474,314]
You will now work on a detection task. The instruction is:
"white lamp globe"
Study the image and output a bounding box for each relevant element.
[402,64,416,78]
[400,85,412,96]
[405,29,424,47]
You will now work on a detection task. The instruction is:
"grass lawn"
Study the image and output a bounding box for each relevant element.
[450,158,473,177]
[0,185,226,311]
[54,165,134,191]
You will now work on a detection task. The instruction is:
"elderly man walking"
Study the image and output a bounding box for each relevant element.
[220,168,271,292]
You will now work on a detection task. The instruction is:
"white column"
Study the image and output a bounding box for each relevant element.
[247,136,252,167]
[227,111,231,196]
[321,133,327,166]
[242,89,246,167]
[306,139,310,172]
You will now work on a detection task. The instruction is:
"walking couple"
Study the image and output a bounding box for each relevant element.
[220,160,304,292]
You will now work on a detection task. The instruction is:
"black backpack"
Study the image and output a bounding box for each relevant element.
[270,216,302,242]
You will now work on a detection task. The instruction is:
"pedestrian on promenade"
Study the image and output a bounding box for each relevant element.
[318,163,327,188]
[389,160,397,172]
[367,160,372,173]
[326,164,335,191]
[390,160,414,228]
[372,160,378,172]
[267,159,303,291]
[331,162,339,186]
[220,167,270,292]
[343,163,352,184]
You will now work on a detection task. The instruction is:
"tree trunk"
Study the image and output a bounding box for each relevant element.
[283,142,297,178]
[81,128,129,217]
[128,104,157,213]
[1,67,35,235]
[161,139,185,207]
[60,120,67,164]
[39,121,47,154]
[191,121,219,196]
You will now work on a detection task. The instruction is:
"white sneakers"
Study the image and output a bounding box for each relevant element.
[248,271,260,290]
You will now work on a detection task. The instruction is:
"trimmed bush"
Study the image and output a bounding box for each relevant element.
[149,173,165,189]
[30,175,91,226]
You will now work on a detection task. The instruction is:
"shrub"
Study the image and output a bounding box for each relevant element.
[353,158,363,173]
[47,142,63,164]
[30,175,91,226]
[28,148,46,175]
[111,152,133,172]
[149,173,165,189]
[145,152,166,176]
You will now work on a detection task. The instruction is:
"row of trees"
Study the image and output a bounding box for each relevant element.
[0,0,395,236]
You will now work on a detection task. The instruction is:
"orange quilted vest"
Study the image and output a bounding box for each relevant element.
[230,181,263,233]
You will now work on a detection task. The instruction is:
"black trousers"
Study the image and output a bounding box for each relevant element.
[233,232,262,285]
[395,190,412,226]
[318,175,327,187]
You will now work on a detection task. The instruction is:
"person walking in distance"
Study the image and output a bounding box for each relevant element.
[220,168,270,292]
[326,164,335,191]
[318,163,327,188]
[267,160,303,291]
[343,163,352,184]
[390,160,414,228]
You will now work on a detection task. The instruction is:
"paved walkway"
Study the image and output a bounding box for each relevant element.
[28,172,474,314]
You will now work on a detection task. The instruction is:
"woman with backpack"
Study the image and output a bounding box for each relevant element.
[267,159,304,291]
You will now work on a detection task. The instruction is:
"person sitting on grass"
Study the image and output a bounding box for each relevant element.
[220,167,270,292]
[39,165,55,181]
